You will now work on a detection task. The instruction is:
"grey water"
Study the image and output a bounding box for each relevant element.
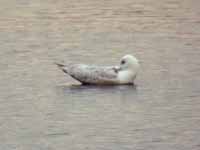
[0,0,200,150]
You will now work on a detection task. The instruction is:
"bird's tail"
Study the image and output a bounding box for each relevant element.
[55,62,68,74]
[55,62,65,68]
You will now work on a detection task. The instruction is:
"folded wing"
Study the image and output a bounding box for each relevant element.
[63,64,119,84]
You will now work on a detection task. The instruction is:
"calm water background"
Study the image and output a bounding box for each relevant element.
[0,0,200,150]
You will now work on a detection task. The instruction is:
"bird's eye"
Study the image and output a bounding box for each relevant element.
[121,60,126,65]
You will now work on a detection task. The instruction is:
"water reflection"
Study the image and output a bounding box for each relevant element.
[59,84,137,99]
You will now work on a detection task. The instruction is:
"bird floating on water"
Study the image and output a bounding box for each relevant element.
[56,55,140,85]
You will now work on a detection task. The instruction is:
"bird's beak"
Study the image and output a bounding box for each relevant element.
[114,66,121,73]
[118,67,122,71]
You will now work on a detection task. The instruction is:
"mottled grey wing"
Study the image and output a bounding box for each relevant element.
[63,64,118,84]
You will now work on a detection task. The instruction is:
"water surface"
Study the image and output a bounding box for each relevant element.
[0,0,200,150]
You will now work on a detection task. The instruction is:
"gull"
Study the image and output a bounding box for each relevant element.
[56,55,140,85]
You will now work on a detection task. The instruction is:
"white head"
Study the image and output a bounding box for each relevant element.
[119,55,140,73]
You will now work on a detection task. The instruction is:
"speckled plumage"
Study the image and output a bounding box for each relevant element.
[62,64,119,85]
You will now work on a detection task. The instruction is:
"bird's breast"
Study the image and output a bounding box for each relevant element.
[117,71,136,84]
